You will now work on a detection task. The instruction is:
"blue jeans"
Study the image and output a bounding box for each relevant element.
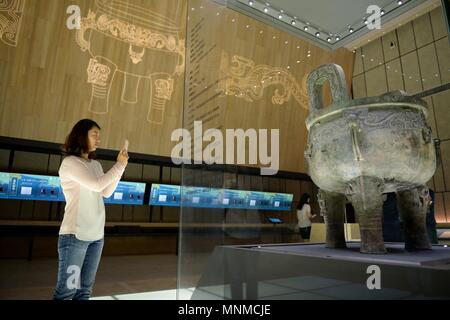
[53,234,104,300]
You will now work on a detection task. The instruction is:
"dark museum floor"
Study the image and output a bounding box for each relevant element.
[1,240,449,300]
[0,254,178,300]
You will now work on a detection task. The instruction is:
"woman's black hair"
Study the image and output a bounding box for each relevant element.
[61,119,101,159]
[297,193,310,210]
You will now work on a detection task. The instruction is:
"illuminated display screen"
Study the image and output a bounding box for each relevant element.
[267,217,283,223]
[6,173,65,201]
[0,172,10,199]
[103,181,146,205]
[149,184,181,207]
[0,172,145,205]
[150,184,293,211]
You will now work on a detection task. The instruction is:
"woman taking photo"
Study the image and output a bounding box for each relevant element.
[53,119,128,300]
[297,193,316,241]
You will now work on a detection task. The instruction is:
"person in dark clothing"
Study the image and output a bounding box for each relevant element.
[426,189,438,244]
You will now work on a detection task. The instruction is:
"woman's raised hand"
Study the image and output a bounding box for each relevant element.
[117,140,129,166]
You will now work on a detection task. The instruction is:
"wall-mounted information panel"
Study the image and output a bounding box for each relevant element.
[0,172,145,205]
[150,184,293,211]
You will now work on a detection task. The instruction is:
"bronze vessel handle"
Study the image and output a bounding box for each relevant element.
[307,63,350,117]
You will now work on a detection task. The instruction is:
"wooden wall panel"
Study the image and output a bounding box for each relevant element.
[184,0,354,174]
[0,0,354,174]
[0,0,187,158]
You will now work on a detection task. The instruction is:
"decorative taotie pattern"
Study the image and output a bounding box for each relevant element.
[78,10,185,67]
[87,58,111,87]
[74,1,185,124]
[155,78,174,100]
[0,0,26,47]
[128,45,145,64]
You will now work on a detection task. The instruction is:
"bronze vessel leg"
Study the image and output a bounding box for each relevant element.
[318,190,347,248]
[396,186,432,251]
[348,177,386,254]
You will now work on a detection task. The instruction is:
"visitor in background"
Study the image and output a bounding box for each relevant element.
[297,193,316,241]
[427,189,438,244]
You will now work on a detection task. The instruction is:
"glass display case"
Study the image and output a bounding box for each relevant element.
[177,0,450,300]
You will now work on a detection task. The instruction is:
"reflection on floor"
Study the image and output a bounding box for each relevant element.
[2,241,448,300]
[92,288,194,300]
[0,254,177,300]
[191,241,450,300]
[192,275,433,300]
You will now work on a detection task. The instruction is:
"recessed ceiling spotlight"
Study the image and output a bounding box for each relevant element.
[327,37,331,42]
[364,18,368,25]
[381,9,385,15]
[291,20,296,25]
[248,0,254,6]
[349,27,354,33]
[278,14,283,19]
[303,26,308,31]
[263,7,269,13]
[335,36,340,41]
[315,32,320,37]
[397,0,403,5]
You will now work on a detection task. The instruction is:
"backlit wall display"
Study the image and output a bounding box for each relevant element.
[150,184,293,211]
[149,184,181,207]
[0,172,9,199]
[7,173,65,201]
[0,172,145,205]
[104,181,146,205]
